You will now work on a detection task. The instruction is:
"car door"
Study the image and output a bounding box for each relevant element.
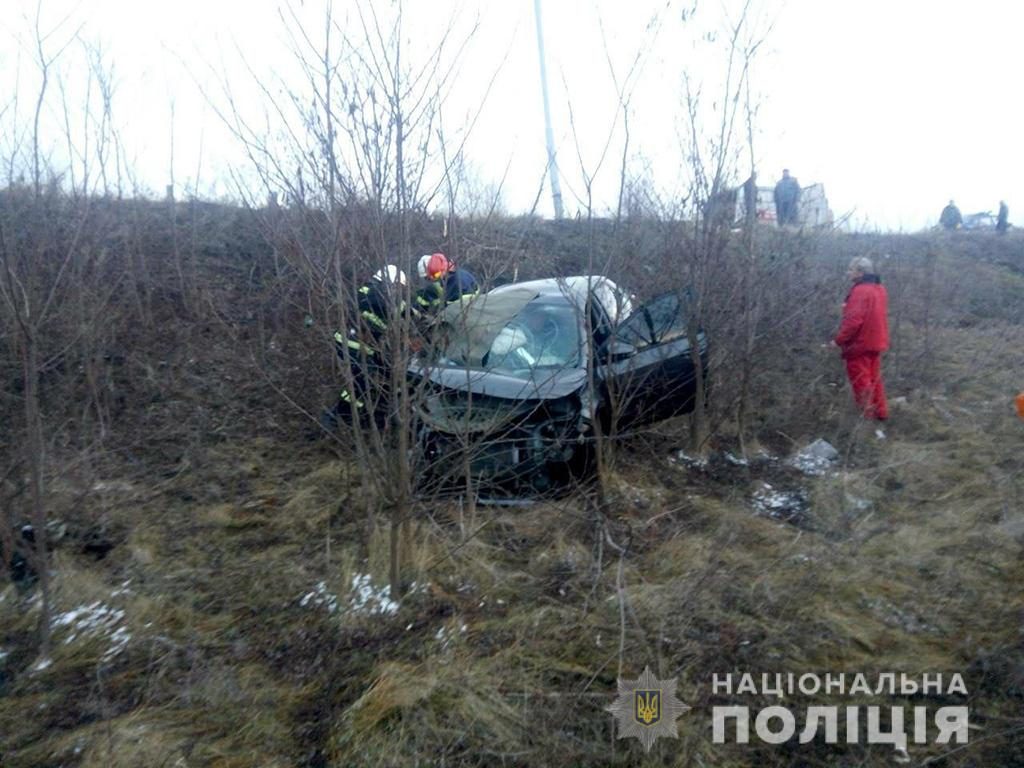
[598,291,700,427]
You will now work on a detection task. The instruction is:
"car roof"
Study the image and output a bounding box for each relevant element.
[488,276,633,322]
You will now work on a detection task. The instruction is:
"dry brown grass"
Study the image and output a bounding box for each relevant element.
[1,227,1023,767]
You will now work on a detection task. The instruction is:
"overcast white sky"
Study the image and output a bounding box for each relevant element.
[2,0,1022,230]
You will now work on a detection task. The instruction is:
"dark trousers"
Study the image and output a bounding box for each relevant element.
[334,340,390,426]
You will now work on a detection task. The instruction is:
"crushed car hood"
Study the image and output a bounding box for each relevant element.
[409,363,588,401]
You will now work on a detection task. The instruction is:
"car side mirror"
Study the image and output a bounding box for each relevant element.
[608,339,638,361]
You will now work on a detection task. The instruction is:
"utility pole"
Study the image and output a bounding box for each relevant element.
[533,0,564,219]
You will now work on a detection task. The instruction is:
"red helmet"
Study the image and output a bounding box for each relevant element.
[418,252,452,280]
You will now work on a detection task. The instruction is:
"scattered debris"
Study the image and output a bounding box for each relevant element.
[790,439,839,476]
[752,482,809,523]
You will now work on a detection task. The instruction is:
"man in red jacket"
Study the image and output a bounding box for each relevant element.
[833,257,889,421]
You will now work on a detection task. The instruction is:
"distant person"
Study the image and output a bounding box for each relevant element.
[743,173,758,225]
[939,200,962,231]
[832,256,889,428]
[997,200,1009,234]
[773,169,801,226]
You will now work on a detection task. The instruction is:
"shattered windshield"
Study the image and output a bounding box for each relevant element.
[435,287,582,375]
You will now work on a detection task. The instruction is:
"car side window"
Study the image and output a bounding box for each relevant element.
[616,306,653,348]
[613,292,685,349]
[643,292,686,343]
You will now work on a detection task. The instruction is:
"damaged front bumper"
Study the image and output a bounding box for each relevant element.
[414,390,587,491]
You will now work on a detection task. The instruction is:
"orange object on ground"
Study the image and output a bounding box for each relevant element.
[1016,392,1024,419]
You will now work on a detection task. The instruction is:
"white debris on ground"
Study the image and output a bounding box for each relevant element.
[298,581,339,613]
[724,452,749,466]
[670,450,708,469]
[299,574,422,617]
[752,482,808,520]
[350,573,399,616]
[789,438,840,476]
[435,622,468,651]
[845,494,873,512]
[31,657,52,672]
[53,602,132,662]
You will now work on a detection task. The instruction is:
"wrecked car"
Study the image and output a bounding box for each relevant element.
[409,276,709,492]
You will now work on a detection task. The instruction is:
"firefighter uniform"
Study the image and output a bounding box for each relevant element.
[333,274,406,425]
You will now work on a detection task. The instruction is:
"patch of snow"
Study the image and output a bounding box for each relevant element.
[725,452,749,466]
[0,649,8,662]
[298,581,338,614]
[104,626,132,662]
[349,573,399,616]
[434,621,468,651]
[299,574,401,617]
[53,602,131,661]
[32,657,52,672]
[845,495,873,512]
[670,450,708,469]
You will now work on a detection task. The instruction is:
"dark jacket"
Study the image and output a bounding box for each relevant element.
[774,176,800,205]
[357,279,398,342]
[997,202,1009,232]
[416,267,479,311]
[335,278,404,362]
[835,275,889,358]
[939,204,962,230]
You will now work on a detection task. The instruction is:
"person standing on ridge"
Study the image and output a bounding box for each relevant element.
[773,169,801,226]
[997,200,1009,234]
[832,256,890,429]
[939,200,962,230]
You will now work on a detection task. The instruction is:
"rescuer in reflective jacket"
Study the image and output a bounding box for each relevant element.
[329,265,408,426]
[414,252,479,313]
